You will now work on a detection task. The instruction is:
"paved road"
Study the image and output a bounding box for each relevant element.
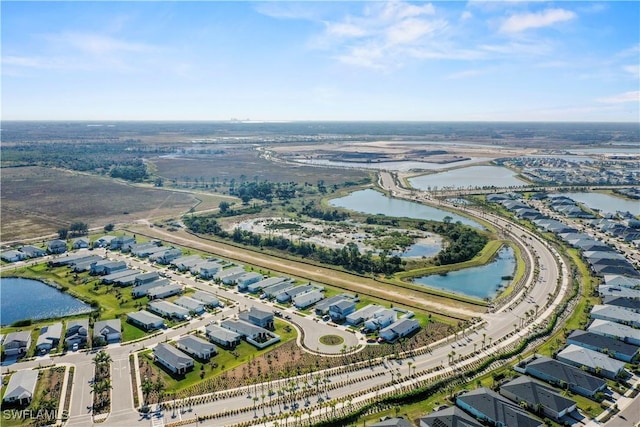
[1,174,572,427]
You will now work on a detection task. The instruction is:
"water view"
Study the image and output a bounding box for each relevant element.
[560,192,639,215]
[329,189,483,229]
[292,157,492,171]
[412,246,516,300]
[0,277,93,326]
[409,166,528,190]
[395,241,442,259]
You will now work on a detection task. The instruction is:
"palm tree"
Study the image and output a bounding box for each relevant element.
[142,377,154,406]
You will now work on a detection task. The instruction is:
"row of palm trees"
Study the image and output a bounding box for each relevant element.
[91,350,112,413]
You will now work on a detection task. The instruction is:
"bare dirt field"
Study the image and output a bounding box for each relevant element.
[1,166,198,242]
[149,145,371,187]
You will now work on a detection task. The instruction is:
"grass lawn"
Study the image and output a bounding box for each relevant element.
[138,319,298,396]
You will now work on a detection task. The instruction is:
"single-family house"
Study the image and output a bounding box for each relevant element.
[193,261,223,279]
[174,296,206,315]
[522,355,607,398]
[48,252,95,267]
[101,269,138,286]
[191,291,220,308]
[292,290,324,309]
[1,250,27,262]
[131,279,171,298]
[364,309,397,331]
[3,331,32,357]
[456,387,543,427]
[315,296,352,316]
[567,330,640,362]
[72,256,105,272]
[587,319,640,346]
[147,283,183,300]
[93,235,115,248]
[93,319,121,345]
[175,335,217,360]
[275,284,313,303]
[379,318,420,342]
[419,406,483,427]
[329,300,357,322]
[239,306,274,329]
[35,323,63,353]
[72,237,90,249]
[19,245,46,258]
[236,272,263,290]
[90,260,127,276]
[2,370,39,406]
[153,343,194,375]
[499,376,577,420]
[604,275,640,289]
[65,319,89,349]
[46,239,67,254]
[220,319,281,349]
[205,324,242,348]
[148,300,191,321]
[213,266,245,282]
[247,276,287,294]
[170,255,203,271]
[262,281,295,299]
[590,304,640,327]
[557,344,626,379]
[598,285,640,300]
[130,242,164,258]
[134,271,161,286]
[127,310,165,331]
[602,296,640,313]
[110,236,136,252]
[345,304,384,326]
[150,248,183,265]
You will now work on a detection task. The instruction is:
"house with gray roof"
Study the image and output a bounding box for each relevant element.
[19,245,46,259]
[3,331,32,357]
[1,250,27,262]
[175,335,217,360]
[192,261,224,278]
[191,291,220,308]
[247,276,288,294]
[46,239,67,254]
[239,306,274,329]
[147,283,183,300]
[149,247,183,264]
[127,310,165,331]
[599,285,640,300]
[72,256,105,272]
[35,322,63,353]
[93,319,121,345]
[220,319,280,349]
[587,319,640,346]
[262,281,295,298]
[275,284,313,303]
[419,406,483,427]
[567,330,640,363]
[90,260,127,276]
[499,376,576,420]
[2,370,39,405]
[329,299,356,322]
[602,296,640,313]
[521,355,607,397]
[364,309,397,331]
[170,255,203,271]
[102,269,139,285]
[174,296,205,315]
[93,235,115,248]
[153,343,194,375]
[590,304,640,327]
[236,272,263,290]
[65,318,89,349]
[131,278,171,298]
[557,344,626,380]
[345,304,385,325]
[205,324,241,348]
[604,275,640,289]
[134,271,160,286]
[380,318,420,343]
[148,300,191,321]
[292,289,324,309]
[456,387,543,427]
[109,235,136,251]
[72,237,90,249]
[315,295,352,316]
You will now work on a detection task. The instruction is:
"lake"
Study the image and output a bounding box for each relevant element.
[0,277,93,326]
[329,189,483,229]
[560,192,639,215]
[412,246,516,300]
[408,166,529,190]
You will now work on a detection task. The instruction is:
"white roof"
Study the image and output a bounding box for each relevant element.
[557,344,625,374]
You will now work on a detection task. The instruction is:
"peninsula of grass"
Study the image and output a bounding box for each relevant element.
[319,335,344,346]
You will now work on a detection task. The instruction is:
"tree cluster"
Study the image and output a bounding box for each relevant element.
[109,160,148,182]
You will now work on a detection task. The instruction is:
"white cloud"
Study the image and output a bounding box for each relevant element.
[623,64,640,78]
[460,11,473,21]
[500,8,576,33]
[325,21,368,38]
[597,91,640,104]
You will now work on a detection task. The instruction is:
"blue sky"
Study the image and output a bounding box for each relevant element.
[2,1,639,121]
